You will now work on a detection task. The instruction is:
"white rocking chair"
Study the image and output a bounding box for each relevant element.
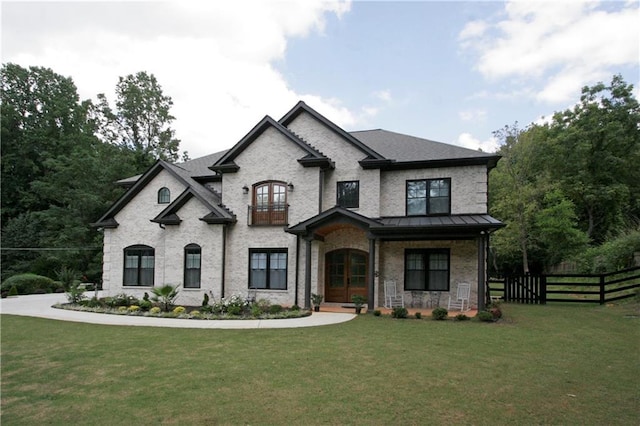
[384,279,405,309]
[447,283,471,312]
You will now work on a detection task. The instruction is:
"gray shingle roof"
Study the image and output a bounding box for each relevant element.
[350,129,495,162]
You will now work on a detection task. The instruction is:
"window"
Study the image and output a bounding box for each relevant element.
[337,181,359,208]
[404,249,450,291]
[252,181,287,225]
[158,187,170,204]
[406,178,450,215]
[123,245,154,286]
[249,249,287,290]
[184,244,201,288]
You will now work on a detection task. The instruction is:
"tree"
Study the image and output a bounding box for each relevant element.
[1,63,88,223]
[546,75,640,243]
[1,63,137,281]
[489,123,541,274]
[93,71,185,169]
[489,123,588,273]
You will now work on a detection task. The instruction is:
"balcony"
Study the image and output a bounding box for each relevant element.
[248,203,289,226]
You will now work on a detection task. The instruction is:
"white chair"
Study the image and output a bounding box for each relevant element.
[384,279,405,309]
[447,283,471,312]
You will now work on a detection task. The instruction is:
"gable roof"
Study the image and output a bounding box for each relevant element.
[210,115,334,173]
[92,160,235,228]
[351,129,501,170]
[279,101,389,166]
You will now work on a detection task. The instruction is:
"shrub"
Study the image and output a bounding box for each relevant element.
[149,307,161,314]
[66,282,87,304]
[86,297,102,308]
[128,305,140,312]
[255,298,271,313]
[372,309,381,317]
[200,305,213,313]
[477,310,495,322]
[202,293,209,307]
[250,304,263,317]
[173,306,186,314]
[151,284,180,312]
[220,293,249,315]
[118,306,128,312]
[455,314,470,321]
[8,285,18,296]
[190,310,201,318]
[414,311,422,319]
[290,304,300,311]
[489,307,503,319]
[269,304,283,314]
[227,305,242,316]
[431,307,448,320]
[56,266,80,291]
[391,306,408,319]
[1,273,56,295]
[139,300,152,311]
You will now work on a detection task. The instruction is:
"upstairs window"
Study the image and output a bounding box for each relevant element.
[124,245,154,286]
[337,181,359,208]
[158,187,170,204]
[184,244,201,289]
[406,178,450,215]
[404,249,450,291]
[251,181,287,225]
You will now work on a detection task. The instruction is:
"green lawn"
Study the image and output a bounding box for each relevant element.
[2,302,639,425]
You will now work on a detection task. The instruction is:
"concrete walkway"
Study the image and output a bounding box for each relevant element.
[0,293,356,329]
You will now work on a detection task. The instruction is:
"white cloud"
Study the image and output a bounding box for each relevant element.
[1,1,353,158]
[454,133,500,153]
[459,0,639,104]
[459,109,487,122]
[372,89,392,103]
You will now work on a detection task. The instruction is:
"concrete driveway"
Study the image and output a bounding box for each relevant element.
[0,293,356,329]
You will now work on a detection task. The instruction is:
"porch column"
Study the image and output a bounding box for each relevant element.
[304,236,312,310]
[368,235,376,310]
[477,233,486,311]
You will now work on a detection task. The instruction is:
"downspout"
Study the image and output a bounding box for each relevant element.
[294,235,300,306]
[221,224,227,298]
[318,169,324,214]
[304,236,312,309]
[368,235,376,310]
[477,232,486,311]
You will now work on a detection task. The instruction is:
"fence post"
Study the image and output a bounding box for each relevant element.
[540,275,546,305]
[599,274,605,305]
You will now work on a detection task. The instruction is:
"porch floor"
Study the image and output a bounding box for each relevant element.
[318,303,477,317]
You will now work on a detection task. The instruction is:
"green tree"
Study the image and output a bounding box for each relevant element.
[546,75,640,243]
[489,123,541,274]
[93,71,185,169]
[1,63,137,281]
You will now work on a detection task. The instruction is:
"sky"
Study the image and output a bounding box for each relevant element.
[1,0,638,158]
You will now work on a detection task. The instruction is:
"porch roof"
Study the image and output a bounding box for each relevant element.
[287,208,504,240]
[371,214,504,239]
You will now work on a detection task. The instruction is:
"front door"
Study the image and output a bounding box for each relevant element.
[325,249,368,303]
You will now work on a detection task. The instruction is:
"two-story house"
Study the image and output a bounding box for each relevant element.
[93,101,503,310]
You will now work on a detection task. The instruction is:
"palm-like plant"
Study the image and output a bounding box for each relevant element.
[150,284,180,312]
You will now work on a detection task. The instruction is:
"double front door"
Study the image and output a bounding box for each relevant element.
[325,249,368,303]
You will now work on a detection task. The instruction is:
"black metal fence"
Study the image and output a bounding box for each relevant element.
[488,266,640,305]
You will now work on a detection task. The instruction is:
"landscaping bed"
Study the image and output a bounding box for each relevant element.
[53,291,311,320]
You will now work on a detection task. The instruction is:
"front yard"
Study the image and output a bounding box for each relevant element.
[1,302,638,425]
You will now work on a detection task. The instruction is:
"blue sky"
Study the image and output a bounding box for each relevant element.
[2,1,638,158]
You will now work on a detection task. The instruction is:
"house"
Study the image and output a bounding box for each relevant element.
[93,101,503,310]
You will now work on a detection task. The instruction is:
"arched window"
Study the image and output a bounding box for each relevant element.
[123,245,154,286]
[251,181,287,225]
[184,244,201,289]
[158,187,170,204]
